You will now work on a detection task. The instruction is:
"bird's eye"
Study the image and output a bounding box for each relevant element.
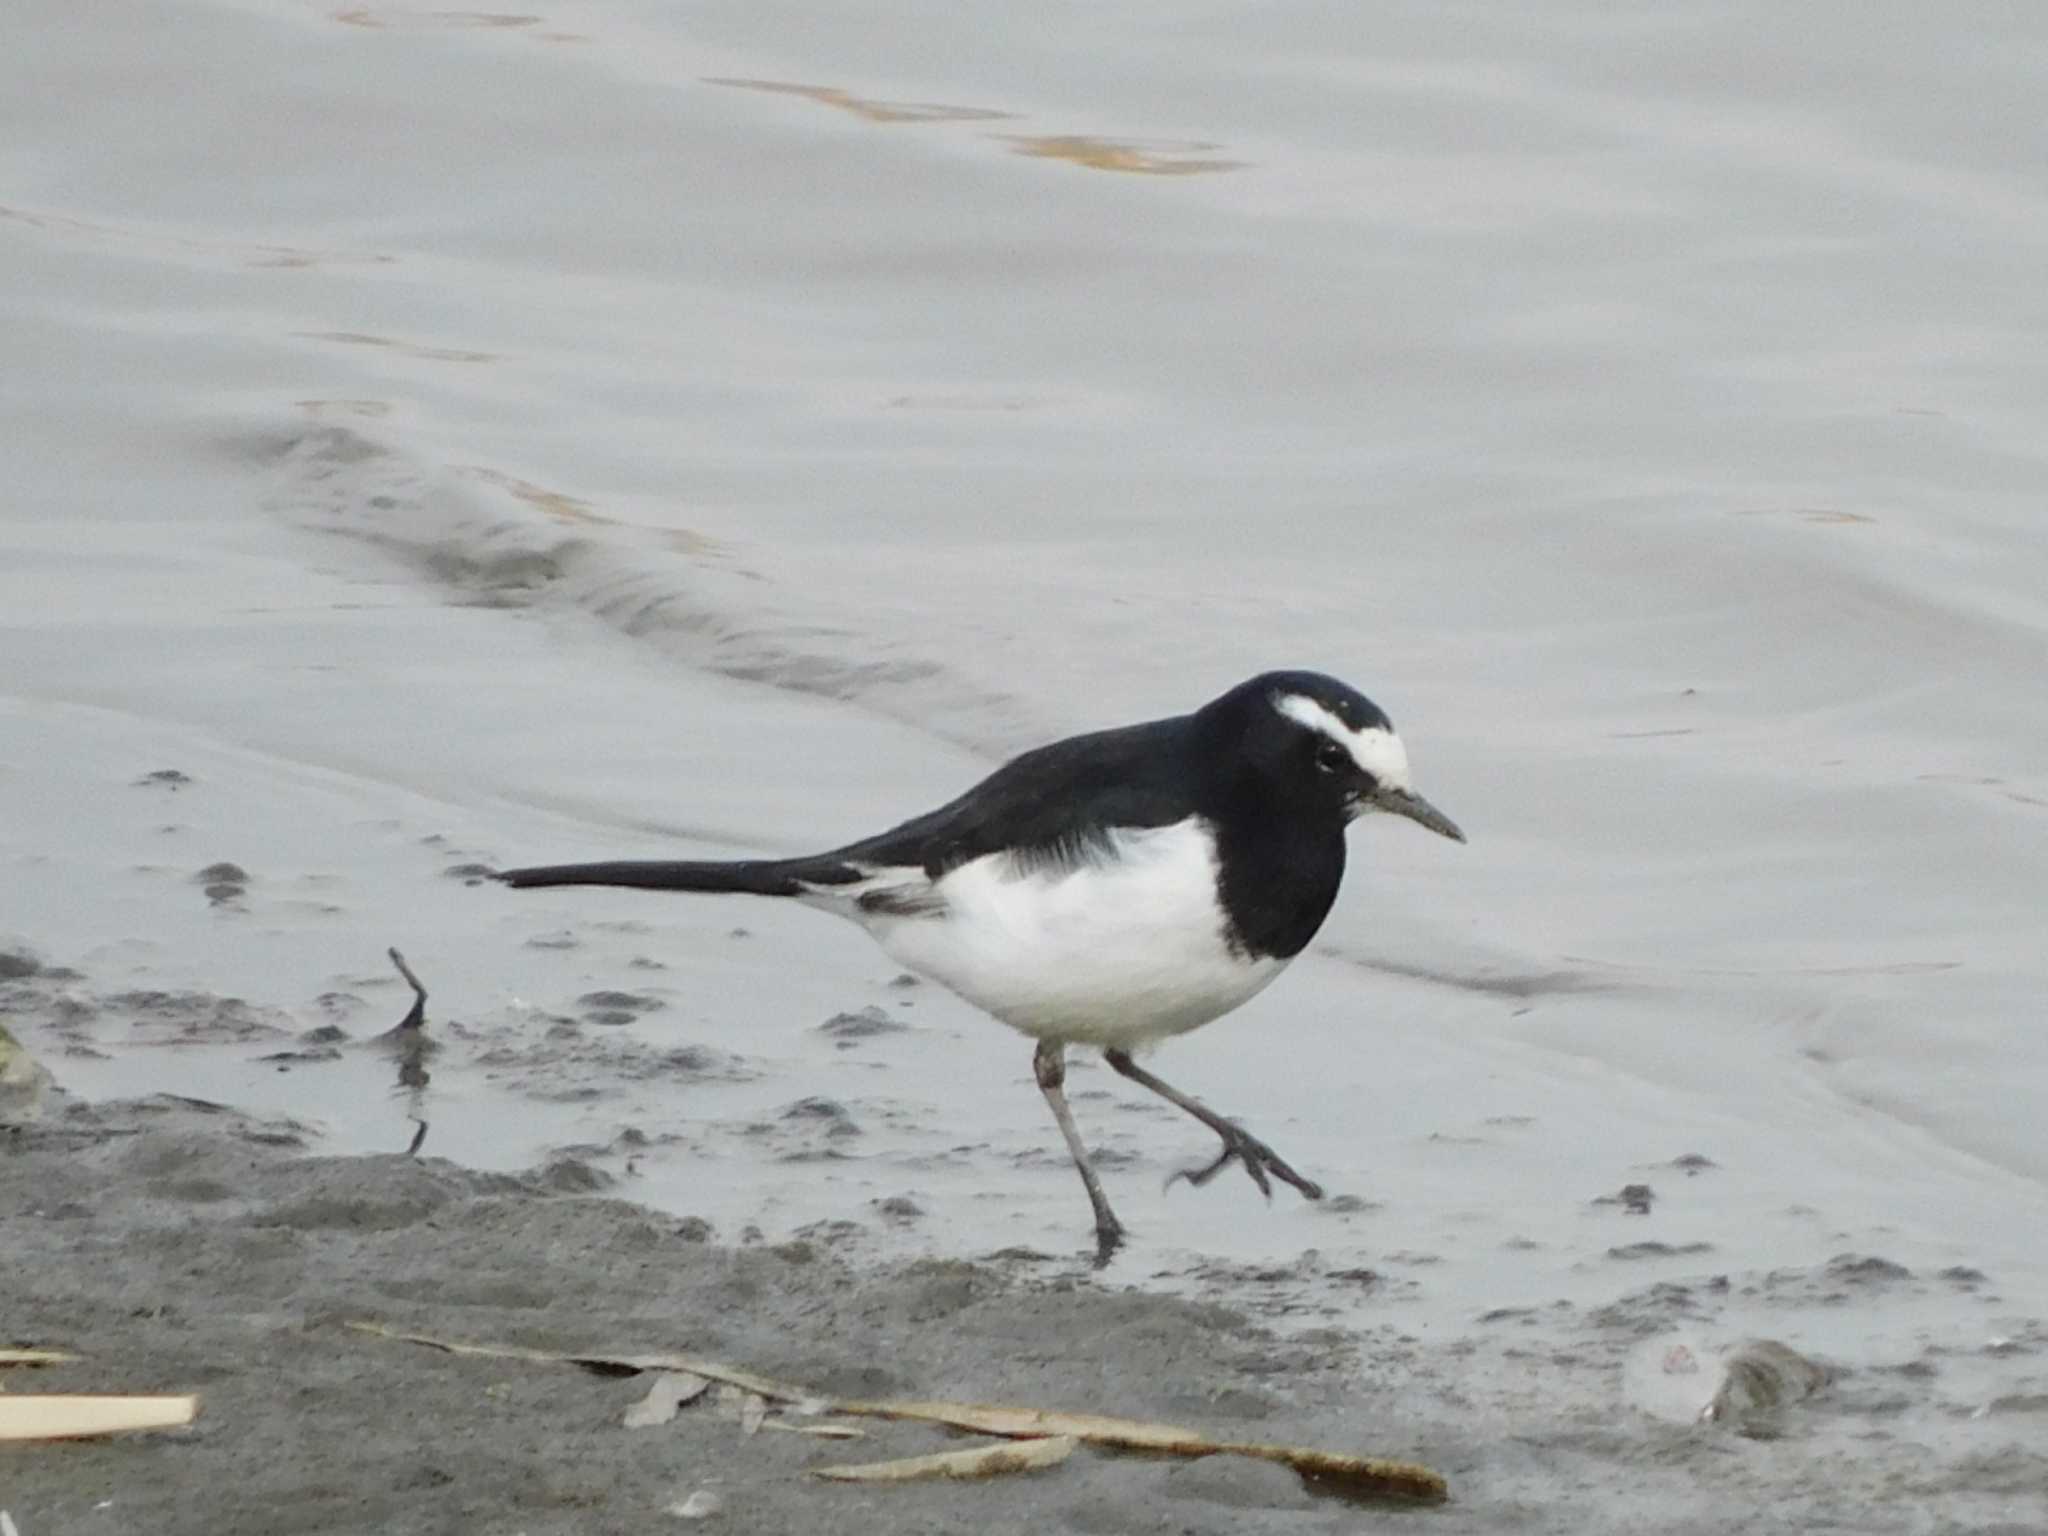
[1314,741,1350,774]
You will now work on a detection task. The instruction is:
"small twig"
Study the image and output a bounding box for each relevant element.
[387,948,427,1031]
[381,951,433,1151]
[346,1321,1449,1504]
[0,1348,77,1368]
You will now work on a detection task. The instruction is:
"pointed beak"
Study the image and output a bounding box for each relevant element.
[1373,785,1466,843]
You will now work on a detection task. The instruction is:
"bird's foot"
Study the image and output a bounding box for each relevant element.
[1166,1121,1325,1202]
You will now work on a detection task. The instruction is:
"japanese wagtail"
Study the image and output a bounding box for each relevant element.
[496,670,1463,1263]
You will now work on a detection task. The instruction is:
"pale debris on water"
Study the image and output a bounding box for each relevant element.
[1701,1340,1830,1437]
[1626,1334,1830,1438]
[812,1435,1078,1483]
[0,1024,54,1123]
[624,1371,712,1428]
[0,1394,199,1441]
[0,1350,77,1368]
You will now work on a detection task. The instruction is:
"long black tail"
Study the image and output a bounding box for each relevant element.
[493,856,857,896]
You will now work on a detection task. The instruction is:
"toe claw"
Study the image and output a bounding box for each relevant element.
[1160,1123,1321,1207]
[1164,1147,1232,1192]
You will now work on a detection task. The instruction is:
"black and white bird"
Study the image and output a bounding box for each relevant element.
[496,671,1463,1264]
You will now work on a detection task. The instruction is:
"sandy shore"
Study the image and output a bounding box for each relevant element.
[5,1093,1443,1536]
[7,1074,2045,1535]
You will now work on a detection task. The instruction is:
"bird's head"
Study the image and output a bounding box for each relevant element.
[1200,670,1465,843]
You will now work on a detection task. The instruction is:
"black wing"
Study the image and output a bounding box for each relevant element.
[831,715,1198,879]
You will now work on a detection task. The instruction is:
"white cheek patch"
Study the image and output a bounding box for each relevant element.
[1273,693,1413,791]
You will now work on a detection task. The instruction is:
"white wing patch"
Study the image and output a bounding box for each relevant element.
[795,865,942,917]
[1272,692,1412,790]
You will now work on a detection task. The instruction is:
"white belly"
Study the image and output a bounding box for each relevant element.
[852,819,1288,1047]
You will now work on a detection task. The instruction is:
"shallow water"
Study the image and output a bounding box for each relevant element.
[4,0,2046,1522]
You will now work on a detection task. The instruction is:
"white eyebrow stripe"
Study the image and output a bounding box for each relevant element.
[1273,693,1413,789]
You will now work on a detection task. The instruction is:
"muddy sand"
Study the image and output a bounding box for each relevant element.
[6,1083,2043,1535]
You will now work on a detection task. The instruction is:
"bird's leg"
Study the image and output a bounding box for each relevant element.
[1101,1048,1325,1202]
[1033,1041,1128,1267]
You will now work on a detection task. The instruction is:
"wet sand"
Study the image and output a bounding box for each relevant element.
[8,1085,2044,1536]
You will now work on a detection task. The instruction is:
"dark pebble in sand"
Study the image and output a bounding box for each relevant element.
[301,1023,351,1044]
[1940,1265,1990,1286]
[0,943,43,980]
[662,1045,737,1077]
[887,972,920,988]
[1874,1356,1941,1379]
[673,1216,715,1242]
[1827,1253,1912,1284]
[875,1195,924,1223]
[773,1097,861,1141]
[134,768,194,789]
[815,1005,907,1041]
[524,931,580,950]
[195,862,251,906]
[442,862,497,884]
[1592,1183,1657,1213]
[1671,1152,1719,1173]
[259,1045,346,1065]
[577,990,664,1019]
[1608,1240,1713,1261]
[1985,1394,2048,1416]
